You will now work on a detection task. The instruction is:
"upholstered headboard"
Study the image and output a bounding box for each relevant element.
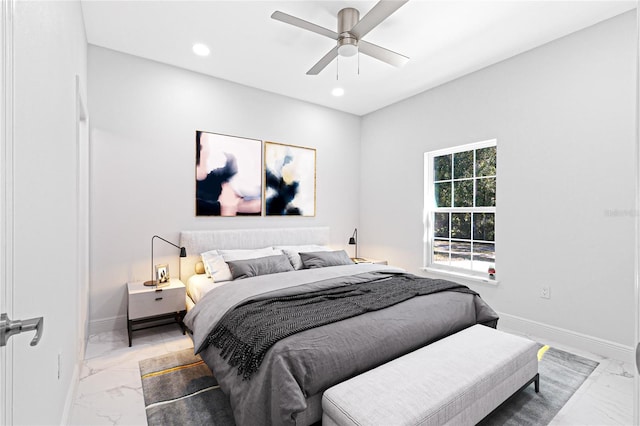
[179,227,330,282]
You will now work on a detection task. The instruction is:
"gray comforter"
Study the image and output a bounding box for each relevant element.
[184,264,499,426]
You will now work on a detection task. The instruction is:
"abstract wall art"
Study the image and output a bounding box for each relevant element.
[264,141,316,216]
[196,131,262,216]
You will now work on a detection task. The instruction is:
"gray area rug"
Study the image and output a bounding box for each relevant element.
[480,346,599,425]
[139,349,234,425]
[139,345,598,426]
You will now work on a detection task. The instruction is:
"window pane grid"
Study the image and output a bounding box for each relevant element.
[431,212,495,271]
[427,140,496,276]
[433,154,495,209]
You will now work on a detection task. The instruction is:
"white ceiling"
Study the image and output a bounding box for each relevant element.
[81,1,636,116]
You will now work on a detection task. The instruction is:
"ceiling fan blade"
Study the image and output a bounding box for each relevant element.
[359,40,409,68]
[307,46,339,75]
[271,11,338,40]
[350,0,408,39]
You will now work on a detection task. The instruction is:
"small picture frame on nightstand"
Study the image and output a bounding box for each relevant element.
[155,264,170,286]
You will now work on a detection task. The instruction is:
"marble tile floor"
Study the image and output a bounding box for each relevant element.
[69,325,635,426]
[69,324,193,426]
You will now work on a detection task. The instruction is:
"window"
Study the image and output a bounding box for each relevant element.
[424,140,496,279]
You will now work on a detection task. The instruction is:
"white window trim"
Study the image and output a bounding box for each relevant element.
[423,139,497,282]
[421,266,500,286]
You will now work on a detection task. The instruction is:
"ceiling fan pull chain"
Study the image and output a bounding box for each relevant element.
[358,51,360,75]
[336,55,339,80]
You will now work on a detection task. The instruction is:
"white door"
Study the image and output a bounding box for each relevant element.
[2,1,89,423]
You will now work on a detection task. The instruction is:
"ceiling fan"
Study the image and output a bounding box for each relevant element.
[271,1,410,75]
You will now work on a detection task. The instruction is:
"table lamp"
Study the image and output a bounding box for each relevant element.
[143,235,187,286]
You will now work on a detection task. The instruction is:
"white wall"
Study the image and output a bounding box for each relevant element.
[88,11,636,359]
[11,0,87,423]
[360,11,637,354]
[88,46,361,332]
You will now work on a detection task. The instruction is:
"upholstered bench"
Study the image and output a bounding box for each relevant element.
[322,324,539,426]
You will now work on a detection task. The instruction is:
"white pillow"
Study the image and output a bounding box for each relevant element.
[201,247,282,282]
[201,250,232,282]
[274,245,331,270]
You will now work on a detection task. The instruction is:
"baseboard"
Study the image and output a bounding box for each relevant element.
[60,361,80,426]
[498,312,634,365]
[89,315,127,335]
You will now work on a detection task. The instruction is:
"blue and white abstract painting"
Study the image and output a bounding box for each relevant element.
[264,142,316,216]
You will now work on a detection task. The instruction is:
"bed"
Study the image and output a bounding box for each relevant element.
[180,227,499,426]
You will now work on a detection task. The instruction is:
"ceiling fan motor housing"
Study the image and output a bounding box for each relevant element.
[338,7,359,57]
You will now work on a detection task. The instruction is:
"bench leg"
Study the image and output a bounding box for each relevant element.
[479,372,541,423]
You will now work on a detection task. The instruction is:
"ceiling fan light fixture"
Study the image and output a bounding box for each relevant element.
[192,43,210,57]
[338,39,358,57]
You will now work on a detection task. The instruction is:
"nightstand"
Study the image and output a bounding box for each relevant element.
[352,258,388,265]
[127,278,186,346]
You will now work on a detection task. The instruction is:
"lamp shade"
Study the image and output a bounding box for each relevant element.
[348,228,358,259]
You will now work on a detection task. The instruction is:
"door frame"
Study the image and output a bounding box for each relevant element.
[635,5,640,425]
[634,3,640,424]
[1,0,15,424]
[75,75,89,361]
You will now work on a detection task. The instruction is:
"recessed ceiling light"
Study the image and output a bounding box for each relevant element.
[192,43,210,57]
[331,87,345,97]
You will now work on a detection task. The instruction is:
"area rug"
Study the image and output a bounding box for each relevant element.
[139,345,598,426]
[479,346,599,425]
[139,349,234,425]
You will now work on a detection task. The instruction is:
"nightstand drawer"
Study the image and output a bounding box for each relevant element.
[128,286,185,320]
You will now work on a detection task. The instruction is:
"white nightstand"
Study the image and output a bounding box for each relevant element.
[127,278,186,347]
[352,258,388,265]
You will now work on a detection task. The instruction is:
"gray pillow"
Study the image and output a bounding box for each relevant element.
[299,250,354,269]
[227,254,294,280]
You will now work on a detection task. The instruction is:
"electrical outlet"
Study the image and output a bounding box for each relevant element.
[540,286,550,299]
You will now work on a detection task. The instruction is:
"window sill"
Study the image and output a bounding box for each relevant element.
[420,267,499,286]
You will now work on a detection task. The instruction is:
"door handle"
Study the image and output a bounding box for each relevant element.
[0,313,44,347]
[636,342,640,374]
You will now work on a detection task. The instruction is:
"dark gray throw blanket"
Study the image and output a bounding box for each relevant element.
[207,273,477,380]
